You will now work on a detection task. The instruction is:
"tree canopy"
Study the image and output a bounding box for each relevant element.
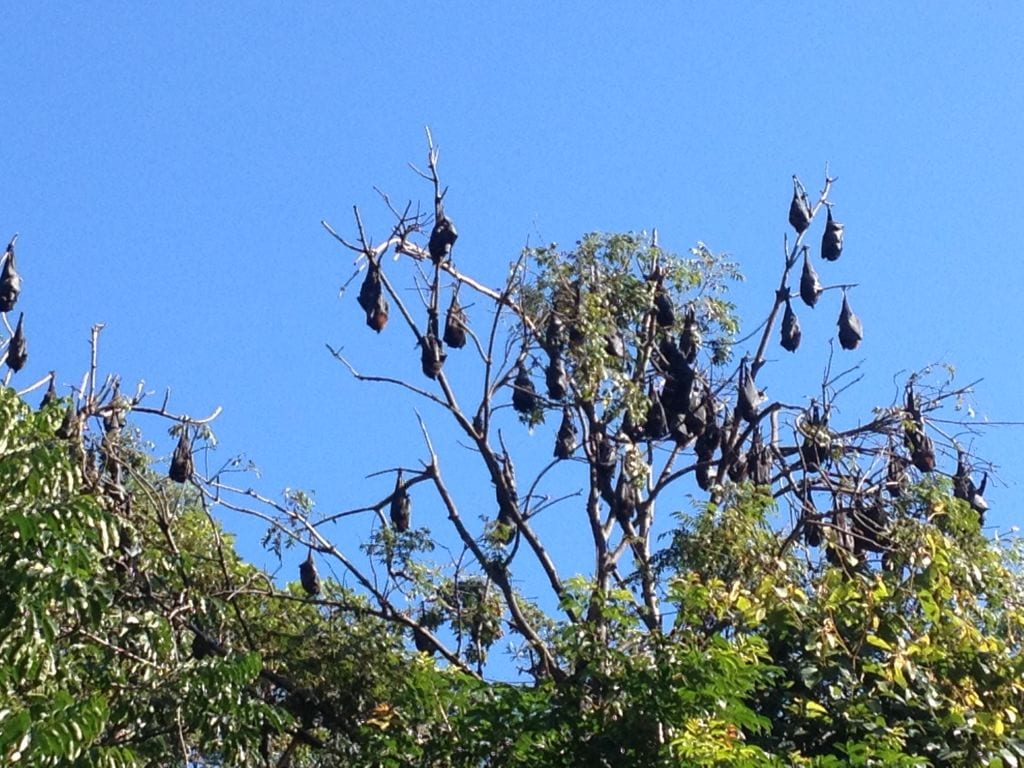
[1,139,1022,766]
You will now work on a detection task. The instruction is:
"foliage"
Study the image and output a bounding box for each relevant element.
[0,385,281,765]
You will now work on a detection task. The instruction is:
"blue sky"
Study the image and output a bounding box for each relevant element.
[2,4,1022,600]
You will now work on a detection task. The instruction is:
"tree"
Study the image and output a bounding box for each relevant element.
[1,135,1022,766]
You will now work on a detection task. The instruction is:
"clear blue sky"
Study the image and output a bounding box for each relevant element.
[2,4,1021,592]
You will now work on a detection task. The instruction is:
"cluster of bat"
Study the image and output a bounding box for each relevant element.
[781,177,862,353]
[58,384,193,490]
[495,181,988,566]
[0,236,27,374]
[794,394,989,568]
[4,228,194,501]
[896,383,988,522]
[46,372,195,534]
[354,207,469,383]
[332,171,991,586]
[799,382,990,565]
[316,205,467,594]
[503,260,766,530]
[782,204,990,566]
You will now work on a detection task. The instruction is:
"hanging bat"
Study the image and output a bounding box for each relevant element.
[6,312,27,372]
[780,298,801,352]
[694,401,721,462]
[804,519,822,548]
[654,289,675,328]
[443,294,468,349]
[428,212,458,264]
[545,354,569,400]
[798,404,830,472]
[40,371,57,409]
[413,626,436,655]
[0,238,21,313]
[886,453,908,497]
[592,431,617,500]
[799,435,828,472]
[299,549,321,596]
[660,351,695,419]
[511,363,537,413]
[390,470,411,532]
[168,428,193,483]
[800,482,820,546]
[567,280,585,347]
[837,292,863,350]
[56,405,80,441]
[906,430,935,473]
[737,357,760,424]
[192,632,215,661]
[695,461,713,491]
[788,176,812,234]
[553,408,578,459]
[103,380,126,434]
[643,384,669,440]
[679,307,701,364]
[545,312,565,352]
[830,508,856,563]
[799,249,822,308]
[821,206,844,261]
[684,383,712,442]
[358,260,389,332]
[851,499,889,554]
[727,450,749,483]
[615,477,641,526]
[953,450,990,522]
[903,387,935,472]
[420,332,447,379]
[746,429,772,486]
